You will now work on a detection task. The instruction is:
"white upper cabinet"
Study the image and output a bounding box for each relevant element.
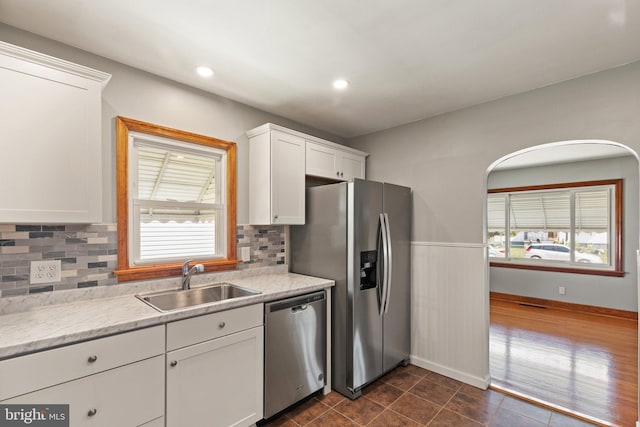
[0,42,111,223]
[306,140,366,182]
[248,124,306,225]
[248,123,367,225]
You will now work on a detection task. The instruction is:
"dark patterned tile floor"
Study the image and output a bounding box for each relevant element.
[260,364,597,426]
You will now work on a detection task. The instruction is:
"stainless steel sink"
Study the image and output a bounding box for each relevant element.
[136,283,260,312]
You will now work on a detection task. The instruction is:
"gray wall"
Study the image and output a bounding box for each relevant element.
[348,60,640,312]
[0,23,344,225]
[347,60,640,245]
[488,156,638,311]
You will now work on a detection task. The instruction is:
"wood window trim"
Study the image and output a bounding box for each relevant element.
[488,179,624,277]
[114,116,239,282]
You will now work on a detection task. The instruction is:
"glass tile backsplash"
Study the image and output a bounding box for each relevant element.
[0,224,286,297]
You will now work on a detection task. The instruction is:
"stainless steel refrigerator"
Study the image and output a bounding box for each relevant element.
[290,178,411,399]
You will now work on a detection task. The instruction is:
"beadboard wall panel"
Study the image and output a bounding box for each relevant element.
[410,242,490,389]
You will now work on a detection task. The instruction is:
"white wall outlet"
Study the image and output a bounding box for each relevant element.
[30,260,62,284]
[559,286,566,295]
[241,246,251,262]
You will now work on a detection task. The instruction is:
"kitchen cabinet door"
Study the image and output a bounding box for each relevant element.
[166,326,264,427]
[249,125,305,224]
[337,150,366,181]
[0,42,110,223]
[271,130,306,224]
[3,356,164,427]
[305,140,366,182]
[306,140,339,179]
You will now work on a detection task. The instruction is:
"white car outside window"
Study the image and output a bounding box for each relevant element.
[524,244,602,263]
[489,245,505,258]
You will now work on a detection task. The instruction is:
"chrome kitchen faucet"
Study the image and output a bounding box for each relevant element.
[182,260,204,290]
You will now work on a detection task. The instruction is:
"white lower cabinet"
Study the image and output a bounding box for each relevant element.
[2,305,267,427]
[0,326,165,427]
[4,356,164,427]
[166,304,264,427]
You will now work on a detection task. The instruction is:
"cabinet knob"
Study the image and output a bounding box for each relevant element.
[87,408,97,417]
[340,172,344,177]
[274,214,278,219]
[219,321,226,328]
[87,355,98,363]
[336,171,340,176]
[170,360,178,367]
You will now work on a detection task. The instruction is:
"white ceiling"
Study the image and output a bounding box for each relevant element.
[1,0,639,138]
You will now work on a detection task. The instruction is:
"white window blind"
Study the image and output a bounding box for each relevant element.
[509,191,570,230]
[129,132,226,265]
[487,183,615,269]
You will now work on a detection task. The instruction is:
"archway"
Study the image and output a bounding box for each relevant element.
[483,139,639,425]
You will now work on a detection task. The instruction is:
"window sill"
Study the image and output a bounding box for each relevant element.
[489,261,625,277]
[114,259,241,282]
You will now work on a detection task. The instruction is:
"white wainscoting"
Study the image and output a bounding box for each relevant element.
[410,241,490,389]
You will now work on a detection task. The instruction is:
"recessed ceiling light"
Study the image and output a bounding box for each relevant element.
[333,79,350,90]
[196,66,214,78]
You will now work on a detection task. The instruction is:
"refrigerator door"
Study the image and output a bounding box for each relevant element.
[382,183,412,371]
[348,179,384,392]
[347,179,382,390]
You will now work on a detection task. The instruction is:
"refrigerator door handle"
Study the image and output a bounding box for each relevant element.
[378,213,389,316]
[383,212,393,314]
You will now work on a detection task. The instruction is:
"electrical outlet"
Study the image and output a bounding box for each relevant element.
[241,246,251,262]
[30,260,62,284]
[559,286,566,295]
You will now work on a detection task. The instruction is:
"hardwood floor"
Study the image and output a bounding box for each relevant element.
[490,298,638,427]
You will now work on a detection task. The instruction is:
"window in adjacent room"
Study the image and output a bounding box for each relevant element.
[487,179,623,276]
[115,117,238,282]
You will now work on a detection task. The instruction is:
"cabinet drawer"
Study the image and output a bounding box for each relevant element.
[3,355,165,427]
[0,325,164,400]
[167,304,263,351]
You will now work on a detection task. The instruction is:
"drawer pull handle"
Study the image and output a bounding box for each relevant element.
[219,321,226,328]
[87,355,98,363]
[87,408,97,417]
[170,360,178,367]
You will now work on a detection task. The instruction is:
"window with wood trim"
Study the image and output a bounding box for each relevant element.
[488,179,623,277]
[115,117,238,282]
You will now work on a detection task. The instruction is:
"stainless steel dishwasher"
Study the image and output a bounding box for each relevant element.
[264,290,326,419]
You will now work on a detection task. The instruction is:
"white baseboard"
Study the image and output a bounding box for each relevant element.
[410,354,490,389]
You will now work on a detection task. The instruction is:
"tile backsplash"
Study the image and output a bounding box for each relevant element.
[0,224,286,298]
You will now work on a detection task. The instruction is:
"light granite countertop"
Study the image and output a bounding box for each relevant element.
[0,266,333,360]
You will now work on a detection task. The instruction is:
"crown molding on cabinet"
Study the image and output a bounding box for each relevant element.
[0,41,111,87]
[247,123,368,158]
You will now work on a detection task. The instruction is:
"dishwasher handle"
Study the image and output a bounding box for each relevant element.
[267,291,325,313]
[291,304,309,313]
